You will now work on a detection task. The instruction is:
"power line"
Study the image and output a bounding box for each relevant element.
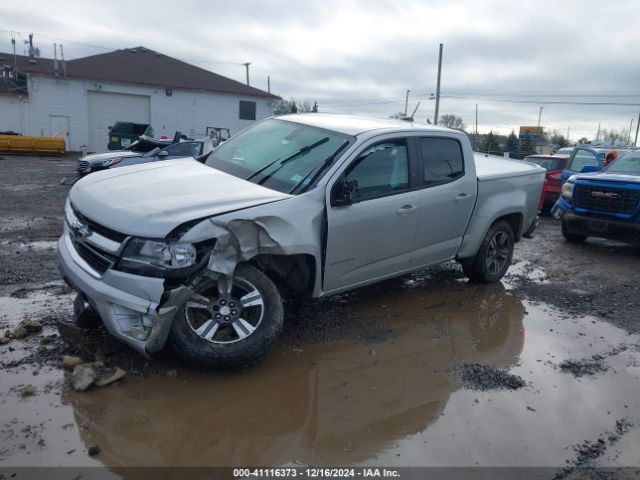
[0,28,246,66]
[436,94,640,107]
[443,91,640,98]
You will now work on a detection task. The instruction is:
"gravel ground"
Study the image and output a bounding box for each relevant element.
[1,154,639,471]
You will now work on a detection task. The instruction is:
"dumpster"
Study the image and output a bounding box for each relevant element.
[107,122,154,150]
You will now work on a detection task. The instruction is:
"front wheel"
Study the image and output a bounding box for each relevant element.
[462,220,515,283]
[169,264,284,371]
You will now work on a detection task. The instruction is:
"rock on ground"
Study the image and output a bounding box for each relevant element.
[72,364,97,391]
[71,362,126,391]
[62,355,84,370]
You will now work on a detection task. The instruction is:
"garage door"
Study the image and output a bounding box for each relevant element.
[87,91,150,152]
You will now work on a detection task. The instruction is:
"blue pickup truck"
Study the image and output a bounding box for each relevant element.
[551,150,640,244]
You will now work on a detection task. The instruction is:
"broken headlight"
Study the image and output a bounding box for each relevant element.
[120,238,197,270]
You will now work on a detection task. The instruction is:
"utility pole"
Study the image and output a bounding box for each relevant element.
[243,62,251,86]
[475,104,478,150]
[628,118,634,144]
[635,110,640,146]
[537,106,544,128]
[267,76,271,93]
[535,107,544,154]
[566,126,570,142]
[434,43,443,125]
[404,89,411,117]
[596,122,601,141]
[11,31,17,70]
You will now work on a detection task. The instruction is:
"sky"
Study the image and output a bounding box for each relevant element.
[1,0,639,141]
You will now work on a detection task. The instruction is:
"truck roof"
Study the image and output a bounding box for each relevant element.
[276,113,456,136]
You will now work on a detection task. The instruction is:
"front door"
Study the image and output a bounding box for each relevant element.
[324,138,420,292]
[49,115,70,147]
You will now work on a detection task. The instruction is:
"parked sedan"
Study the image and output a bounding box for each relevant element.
[524,154,570,211]
[76,139,214,176]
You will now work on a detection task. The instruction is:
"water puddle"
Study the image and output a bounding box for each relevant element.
[0,280,639,470]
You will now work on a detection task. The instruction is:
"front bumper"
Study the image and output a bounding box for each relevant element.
[58,226,187,356]
[563,211,640,244]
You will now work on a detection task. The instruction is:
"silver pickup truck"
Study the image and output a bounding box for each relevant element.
[58,114,544,369]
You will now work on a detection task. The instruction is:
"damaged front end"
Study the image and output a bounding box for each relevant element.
[58,196,324,358]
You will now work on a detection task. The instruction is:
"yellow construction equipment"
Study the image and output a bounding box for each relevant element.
[0,133,65,155]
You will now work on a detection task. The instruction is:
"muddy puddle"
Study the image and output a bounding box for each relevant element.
[1,278,639,472]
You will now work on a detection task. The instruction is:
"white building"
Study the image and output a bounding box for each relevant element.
[0,46,279,152]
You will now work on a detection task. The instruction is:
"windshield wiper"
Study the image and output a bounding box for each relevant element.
[289,140,350,194]
[245,137,329,183]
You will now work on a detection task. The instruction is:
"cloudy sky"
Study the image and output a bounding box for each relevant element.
[2,0,639,141]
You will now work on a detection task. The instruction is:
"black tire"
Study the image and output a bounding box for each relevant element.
[462,220,515,283]
[169,264,284,371]
[561,219,587,243]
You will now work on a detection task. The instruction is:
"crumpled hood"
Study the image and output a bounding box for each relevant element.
[84,151,141,164]
[70,159,292,238]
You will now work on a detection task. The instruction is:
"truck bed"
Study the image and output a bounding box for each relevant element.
[474,153,543,180]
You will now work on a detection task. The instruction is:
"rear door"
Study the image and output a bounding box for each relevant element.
[561,147,603,184]
[323,137,421,292]
[411,136,477,266]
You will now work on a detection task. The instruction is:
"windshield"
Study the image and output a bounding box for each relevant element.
[525,157,566,171]
[205,119,352,193]
[605,152,640,175]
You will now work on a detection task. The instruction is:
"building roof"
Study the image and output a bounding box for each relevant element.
[0,47,278,99]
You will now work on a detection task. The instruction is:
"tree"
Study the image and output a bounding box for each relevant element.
[273,99,295,115]
[599,128,628,144]
[506,130,520,158]
[520,133,536,156]
[549,130,570,148]
[578,137,589,144]
[439,114,466,131]
[480,130,502,155]
[273,98,318,115]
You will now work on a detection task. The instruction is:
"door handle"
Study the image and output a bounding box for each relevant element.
[455,193,472,203]
[397,205,417,215]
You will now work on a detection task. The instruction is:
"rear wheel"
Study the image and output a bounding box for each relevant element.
[462,220,514,283]
[561,219,587,243]
[169,264,283,371]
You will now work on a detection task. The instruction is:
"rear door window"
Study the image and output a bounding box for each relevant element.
[419,137,464,186]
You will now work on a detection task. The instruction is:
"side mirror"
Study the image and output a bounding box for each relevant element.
[158,150,169,158]
[331,174,357,207]
[580,165,598,173]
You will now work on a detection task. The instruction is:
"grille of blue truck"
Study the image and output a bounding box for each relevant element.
[574,184,640,214]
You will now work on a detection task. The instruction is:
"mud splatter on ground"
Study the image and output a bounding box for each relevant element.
[559,355,610,378]
[553,418,635,479]
[456,363,527,391]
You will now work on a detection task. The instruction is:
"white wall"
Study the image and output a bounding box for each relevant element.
[0,95,27,133]
[0,75,275,151]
